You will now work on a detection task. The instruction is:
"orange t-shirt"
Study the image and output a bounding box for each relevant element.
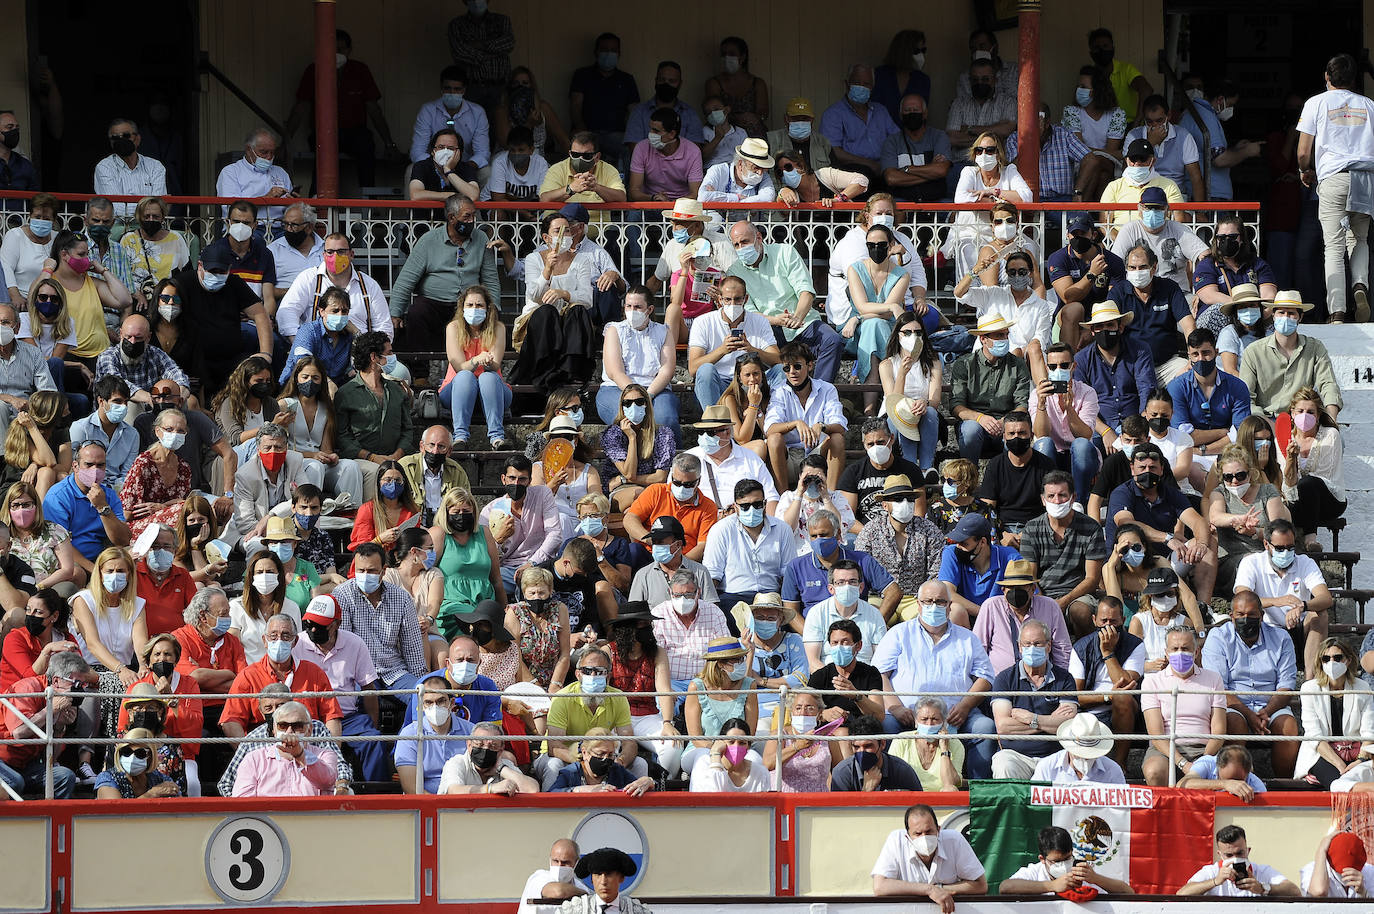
[221,656,343,732]
[626,483,718,552]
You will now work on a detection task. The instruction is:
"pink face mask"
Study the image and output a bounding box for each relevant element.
[723,744,748,766]
[66,256,92,274]
[1294,411,1318,432]
[9,507,35,528]
[76,466,106,488]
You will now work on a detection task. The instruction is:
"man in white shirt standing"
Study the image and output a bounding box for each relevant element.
[872,804,988,910]
[954,250,1053,377]
[93,118,167,219]
[517,839,585,914]
[1179,825,1299,897]
[276,232,393,339]
[686,405,778,512]
[1302,831,1374,898]
[1299,52,1374,322]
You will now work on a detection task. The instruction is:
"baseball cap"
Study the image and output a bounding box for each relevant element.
[1140,186,1169,206]
[303,594,340,625]
[948,513,992,543]
[1067,213,1096,236]
[1125,137,1154,161]
[557,202,590,224]
[786,97,814,118]
[645,516,685,542]
[199,245,233,273]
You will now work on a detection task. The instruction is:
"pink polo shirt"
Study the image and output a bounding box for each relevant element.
[1141,667,1226,747]
[230,743,338,796]
[630,138,705,199]
[971,594,1074,674]
[1025,379,1100,452]
[292,629,378,716]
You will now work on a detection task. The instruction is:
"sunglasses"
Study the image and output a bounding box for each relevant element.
[157,293,182,305]
[1221,471,1249,483]
[1046,361,1073,370]
[671,478,699,489]
[118,746,152,760]
[992,217,1016,225]
[276,720,309,732]
[1322,654,1347,662]
[737,500,766,510]
[34,294,60,305]
[972,146,998,155]
[1006,268,1031,278]
[578,666,609,676]
[622,398,647,408]
[782,361,807,371]
[1214,232,1242,242]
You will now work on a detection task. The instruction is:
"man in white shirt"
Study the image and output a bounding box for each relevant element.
[1298,53,1374,322]
[409,66,491,170]
[268,203,324,297]
[276,232,393,339]
[517,839,585,914]
[1233,518,1332,675]
[1000,825,1132,896]
[1030,712,1126,784]
[701,478,792,611]
[216,127,293,224]
[93,118,167,219]
[1301,831,1374,898]
[686,405,778,512]
[954,250,1053,372]
[481,127,549,201]
[686,275,779,410]
[1111,190,1210,292]
[872,804,988,909]
[1179,825,1300,897]
[764,340,848,490]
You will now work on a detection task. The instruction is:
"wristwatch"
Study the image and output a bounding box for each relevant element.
[98,506,113,517]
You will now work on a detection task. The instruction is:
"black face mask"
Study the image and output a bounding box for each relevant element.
[569,154,595,173]
[1005,587,1031,609]
[1215,237,1242,258]
[1090,48,1114,68]
[971,83,993,101]
[424,451,446,472]
[111,136,136,157]
[1097,329,1121,350]
[88,224,112,242]
[588,755,614,777]
[509,153,531,170]
[453,220,475,238]
[249,381,273,400]
[505,483,528,501]
[470,624,493,647]
[283,227,310,247]
[23,615,47,637]
[140,220,163,238]
[129,709,163,733]
[150,660,176,679]
[1069,236,1095,257]
[471,746,498,769]
[635,626,657,650]
[304,622,331,645]
[0,128,18,150]
[449,511,475,533]
[1192,358,1216,377]
[1005,436,1031,456]
[901,112,926,132]
[1147,416,1171,434]
[1134,470,1161,489]
[654,82,679,103]
[1233,616,1262,640]
[263,710,275,732]
[185,522,204,540]
[787,374,811,391]
[527,597,550,615]
[297,380,321,399]
[121,339,147,360]
[955,545,978,565]
[866,241,889,262]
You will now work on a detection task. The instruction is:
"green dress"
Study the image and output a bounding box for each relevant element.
[437,529,495,639]
[284,558,320,612]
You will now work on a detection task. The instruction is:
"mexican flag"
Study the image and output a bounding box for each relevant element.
[967,780,1216,894]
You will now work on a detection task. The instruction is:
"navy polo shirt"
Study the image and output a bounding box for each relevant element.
[781,547,894,611]
[1166,368,1252,432]
[1045,245,1126,309]
[1104,478,1193,546]
[991,662,1078,757]
[1108,276,1191,367]
[570,66,640,132]
[202,236,278,290]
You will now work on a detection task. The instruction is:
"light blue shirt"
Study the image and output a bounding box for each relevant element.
[1178,104,1231,200]
[1200,621,1297,711]
[409,98,491,168]
[267,232,324,291]
[871,620,996,710]
[800,596,888,665]
[215,157,293,222]
[698,160,776,203]
[819,98,899,162]
[1188,754,1268,792]
[702,514,794,594]
[393,715,474,793]
[68,413,141,488]
[1031,748,1127,784]
[748,631,809,692]
[1124,123,1200,186]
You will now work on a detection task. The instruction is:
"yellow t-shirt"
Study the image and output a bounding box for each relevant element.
[65,277,110,358]
[539,159,626,210]
[1102,175,1184,230]
[1110,59,1147,121]
[889,733,967,791]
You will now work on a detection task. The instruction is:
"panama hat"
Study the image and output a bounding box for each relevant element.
[703,636,747,662]
[1219,283,1267,317]
[1081,301,1135,327]
[885,395,923,441]
[737,137,775,169]
[730,592,797,634]
[663,197,709,222]
[994,559,1038,588]
[1057,712,1114,759]
[1269,289,1313,312]
[969,312,1016,335]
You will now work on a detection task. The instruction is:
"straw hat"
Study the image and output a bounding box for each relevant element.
[692,405,734,429]
[994,559,1038,588]
[702,636,747,662]
[1218,283,1268,317]
[264,515,303,542]
[878,474,917,499]
[969,312,1016,335]
[737,137,775,168]
[1081,301,1135,327]
[729,592,797,635]
[1057,713,1114,759]
[663,197,709,223]
[885,395,923,441]
[1269,289,1313,312]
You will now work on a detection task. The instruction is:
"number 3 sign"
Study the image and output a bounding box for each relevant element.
[205,816,290,903]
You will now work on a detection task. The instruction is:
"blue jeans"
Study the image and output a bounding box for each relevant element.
[1033,436,1101,502]
[0,757,75,798]
[883,704,997,779]
[842,317,895,382]
[692,362,785,412]
[889,409,940,472]
[341,709,391,782]
[595,384,679,437]
[442,369,512,442]
[956,419,1006,460]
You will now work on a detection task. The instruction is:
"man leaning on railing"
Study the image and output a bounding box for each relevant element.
[0,649,88,798]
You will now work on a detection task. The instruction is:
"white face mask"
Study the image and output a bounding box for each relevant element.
[227,222,253,243]
[899,332,918,352]
[1046,860,1073,880]
[866,444,892,465]
[1127,268,1153,289]
[1045,499,1073,519]
[1325,659,1349,681]
[252,572,279,595]
[722,303,744,322]
[550,864,576,883]
[626,308,650,330]
[993,222,1017,242]
[870,213,895,229]
[911,834,939,857]
[976,153,998,171]
[433,147,457,169]
[554,236,573,253]
[1225,481,1251,499]
[1152,595,1177,612]
[424,704,450,728]
[792,714,817,733]
[890,501,915,523]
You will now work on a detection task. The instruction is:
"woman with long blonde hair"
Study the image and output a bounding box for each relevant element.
[71,546,146,746]
[681,637,758,775]
[442,284,511,448]
[20,275,86,414]
[0,394,60,496]
[600,382,675,512]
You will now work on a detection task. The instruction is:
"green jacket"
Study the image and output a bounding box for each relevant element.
[333,374,415,459]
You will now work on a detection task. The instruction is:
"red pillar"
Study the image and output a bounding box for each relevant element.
[1015,0,1042,200]
[314,0,340,198]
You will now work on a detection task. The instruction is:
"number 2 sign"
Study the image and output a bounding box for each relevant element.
[205,816,290,904]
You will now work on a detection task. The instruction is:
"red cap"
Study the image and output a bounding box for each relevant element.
[1330,832,1368,872]
[303,594,340,626]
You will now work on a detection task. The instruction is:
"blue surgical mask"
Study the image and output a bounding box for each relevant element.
[781,168,802,189]
[356,572,381,594]
[752,619,779,640]
[596,51,619,70]
[566,408,584,428]
[624,403,646,425]
[1271,547,1296,569]
[938,484,958,502]
[449,660,479,685]
[847,84,871,105]
[102,571,127,593]
[738,506,764,528]
[442,92,464,109]
[251,155,273,172]
[920,602,948,627]
[201,272,227,292]
[726,663,747,682]
[104,402,128,423]
[324,313,350,332]
[270,542,294,563]
[380,480,403,500]
[1141,209,1167,230]
[916,723,943,738]
[672,227,690,245]
[990,338,1011,358]
[1122,545,1146,568]
[582,674,607,693]
[707,109,727,127]
[383,353,399,373]
[698,432,724,455]
[1274,315,1299,335]
[834,583,860,606]
[1074,87,1093,106]
[812,536,838,557]
[424,549,437,569]
[1237,307,1261,326]
[1120,443,1138,459]
[146,549,173,573]
[1047,367,1071,383]
[212,616,233,635]
[1021,645,1048,668]
[266,639,293,663]
[28,218,52,238]
[651,544,675,564]
[830,643,855,667]
[1124,165,1151,184]
[579,516,605,537]
[788,121,812,140]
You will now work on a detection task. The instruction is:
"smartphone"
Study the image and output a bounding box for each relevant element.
[731,328,744,339]
[1233,861,1250,880]
[1052,380,1069,394]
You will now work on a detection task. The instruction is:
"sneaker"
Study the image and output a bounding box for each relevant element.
[1356,283,1370,322]
[77,762,98,785]
[490,438,508,451]
[924,468,940,486]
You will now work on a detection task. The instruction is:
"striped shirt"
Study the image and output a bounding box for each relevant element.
[651,599,730,682]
